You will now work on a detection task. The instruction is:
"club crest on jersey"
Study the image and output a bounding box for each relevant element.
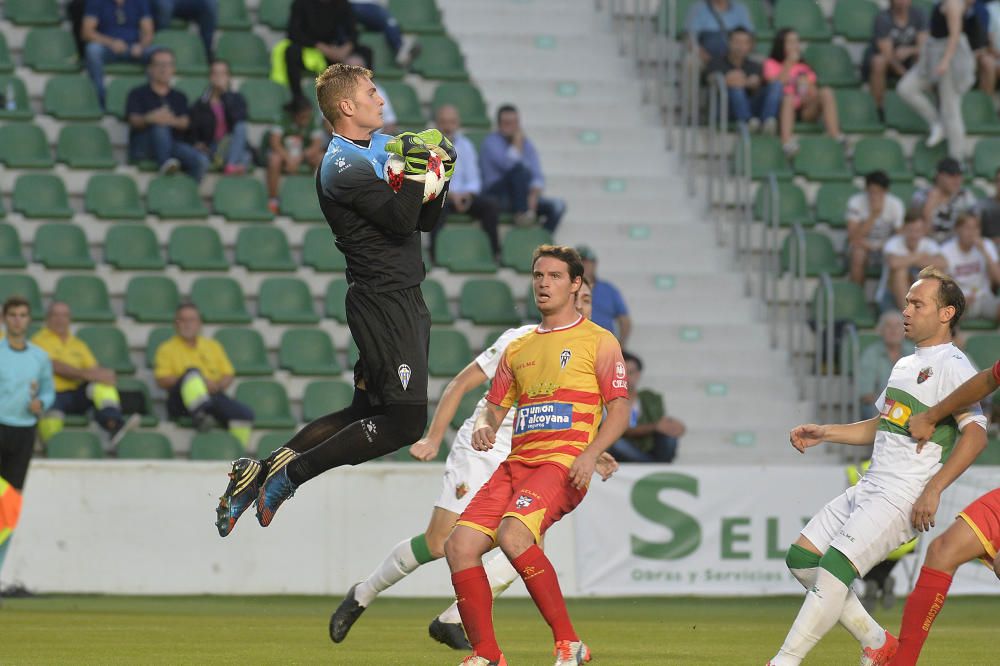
[559,348,571,369]
[398,363,412,390]
[515,495,533,509]
[880,398,911,428]
[917,367,933,384]
[455,482,469,500]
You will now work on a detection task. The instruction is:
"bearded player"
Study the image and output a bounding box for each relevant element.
[214,63,458,535]
[767,267,988,666]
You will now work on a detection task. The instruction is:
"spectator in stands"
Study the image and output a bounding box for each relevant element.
[126,48,209,180]
[31,302,140,448]
[710,27,781,134]
[846,171,906,286]
[350,1,420,67]
[265,97,327,214]
[344,50,397,134]
[974,166,1000,242]
[150,0,216,60]
[941,212,1000,321]
[81,0,156,109]
[684,0,754,65]
[976,0,1000,93]
[877,211,948,310]
[154,303,253,446]
[607,352,685,463]
[189,60,251,175]
[0,297,54,592]
[897,0,982,160]
[764,28,843,156]
[431,104,501,259]
[856,311,913,420]
[577,245,631,346]
[480,104,565,232]
[862,0,929,115]
[911,157,978,241]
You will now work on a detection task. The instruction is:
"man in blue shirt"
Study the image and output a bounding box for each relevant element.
[684,0,754,64]
[578,245,631,345]
[82,0,156,108]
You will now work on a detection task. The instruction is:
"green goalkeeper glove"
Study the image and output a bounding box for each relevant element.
[416,128,457,179]
[386,132,431,176]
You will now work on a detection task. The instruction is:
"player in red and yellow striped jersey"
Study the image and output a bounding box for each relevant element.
[445,245,631,666]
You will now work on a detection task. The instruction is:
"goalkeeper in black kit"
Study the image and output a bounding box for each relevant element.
[215,63,457,535]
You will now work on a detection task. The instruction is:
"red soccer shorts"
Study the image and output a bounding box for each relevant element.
[957,487,1000,565]
[455,460,586,544]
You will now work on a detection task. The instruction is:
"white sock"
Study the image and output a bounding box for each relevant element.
[789,566,885,649]
[354,539,421,607]
[773,567,851,664]
[437,549,520,624]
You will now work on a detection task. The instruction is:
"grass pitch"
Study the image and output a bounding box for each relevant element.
[1,595,996,664]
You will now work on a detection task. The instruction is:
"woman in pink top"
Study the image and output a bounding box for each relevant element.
[764,28,843,155]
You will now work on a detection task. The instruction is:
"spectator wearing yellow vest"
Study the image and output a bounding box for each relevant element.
[154,303,253,446]
[32,301,140,447]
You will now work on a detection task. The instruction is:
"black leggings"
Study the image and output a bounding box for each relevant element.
[0,424,36,491]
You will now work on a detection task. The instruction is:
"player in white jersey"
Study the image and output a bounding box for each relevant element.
[767,267,988,666]
[329,279,615,650]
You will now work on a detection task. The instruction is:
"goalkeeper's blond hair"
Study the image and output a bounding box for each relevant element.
[315,63,373,124]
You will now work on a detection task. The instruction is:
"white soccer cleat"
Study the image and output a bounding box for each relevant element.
[554,640,591,666]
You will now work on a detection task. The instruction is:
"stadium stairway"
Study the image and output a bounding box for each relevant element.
[441,0,813,463]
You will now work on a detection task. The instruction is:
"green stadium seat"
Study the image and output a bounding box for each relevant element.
[302,379,354,421]
[147,174,209,218]
[190,431,245,460]
[13,174,73,219]
[256,430,296,457]
[0,274,43,314]
[883,91,929,134]
[962,91,1000,135]
[0,75,31,120]
[34,223,95,270]
[812,280,877,329]
[279,175,325,222]
[450,390,483,430]
[977,437,1000,465]
[744,0,773,43]
[805,44,858,88]
[213,176,274,221]
[832,0,879,42]
[411,35,468,81]
[736,135,792,181]
[22,27,78,71]
[105,75,146,119]
[44,75,102,120]
[752,181,813,227]
[835,90,884,134]
[217,0,252,30]
[325,279,349,323]
[258,0,293,29]
[912,141,950,180]
[168,226,229,271]
[303,228,347,272]
[814,183,861,227]
[460,279,521,325]
[0,224,27,268]
[235,380,296,428]
[853,137,912,181]
[279,329,342,376]
[145,326,174,367]
[152,30,208,75]
[236,227,296,272]
[0,32,13,73]
[429,329,473,377]
[421,279,454,324]
[964,334,1000,371]
[501,227,553,273]
[258,277,320,323]
[57,125,117,169]
[191,277,252,323]
[793,136,851,182]
[215,32,270,77]
[773,0,831,41]
[388,0,445,33]
[241,79,291,124]
[973,138,1000,180]
[76,326,136,374]
[54,275,114,322]
[116,376,160,424]
[173,77,208,105]
[779,230,843,277]
[5,0,60,25]
[961,317,997,332]
[117,432,174,459]
[380,81,425,127]
[431,82,491,129]
[0,123,53,168]
[464,128,489,152]
[85,174,146,219]
[214,327,272,375]
[436,226,497,272]
[46,431,103,459]
[126,277,179,323]
[358,31,404,80]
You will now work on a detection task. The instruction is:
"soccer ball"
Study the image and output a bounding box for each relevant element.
[385,152,445,203]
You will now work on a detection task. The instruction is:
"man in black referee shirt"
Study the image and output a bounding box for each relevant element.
[215,63,455,535]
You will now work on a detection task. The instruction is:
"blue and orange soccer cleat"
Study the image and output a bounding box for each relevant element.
[215,457,262,537]
[255,447,298,527]
[553,640,591,666]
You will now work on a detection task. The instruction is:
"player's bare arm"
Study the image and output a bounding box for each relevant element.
[569,396,630,489]
[410,361,488,460]
[471,401,509,452]
[789,417,879,453]
[909,367,999,446]
[911,422,988,532]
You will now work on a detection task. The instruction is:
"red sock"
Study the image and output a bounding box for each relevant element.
[512,544,578,643]
[893,566,953,665]
[452,566,502,661]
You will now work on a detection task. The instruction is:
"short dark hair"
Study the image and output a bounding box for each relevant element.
[3,296,30,316]
[531,244,584,283]
[623,351,643,371]
[149,47,174,63]
[175,302,200,318]
[729,27,751,39]
[210,58,230,71]
[955,211,979,229]
[496,103,518,125]
[903,209,924,225]
[865,170,890,190]
[769,28,795,63]
[917,266,965,335]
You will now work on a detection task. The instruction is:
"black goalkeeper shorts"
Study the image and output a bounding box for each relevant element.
[346,283,430,407]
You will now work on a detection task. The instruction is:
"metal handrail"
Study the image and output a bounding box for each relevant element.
[760,173,778,347]
[739,125,752,295]
[815,273,836,423]
[842,322,861,426]
[788,222,807,400]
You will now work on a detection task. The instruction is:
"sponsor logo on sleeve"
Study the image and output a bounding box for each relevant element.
[514,402,573,435]
[880,398,911,428]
